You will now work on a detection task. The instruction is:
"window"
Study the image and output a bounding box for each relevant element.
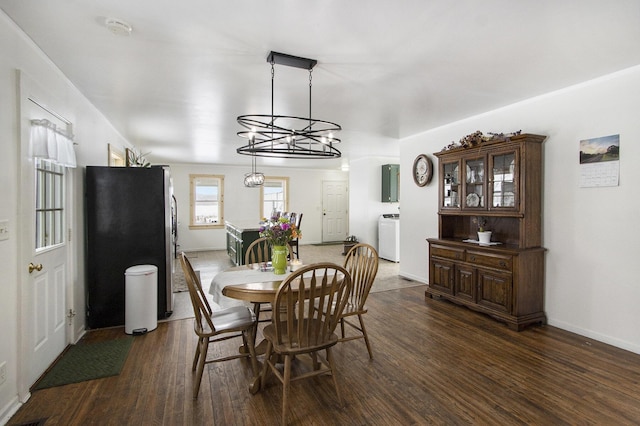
[261,177,289,219]
[190,174,224,229]
[35,158,65,250]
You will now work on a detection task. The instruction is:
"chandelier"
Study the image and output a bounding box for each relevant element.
[244,150,264,187]
[237,51,342,159]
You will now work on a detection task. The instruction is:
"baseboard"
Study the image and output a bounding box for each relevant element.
[1,394,23,426]
[398,272,427,284]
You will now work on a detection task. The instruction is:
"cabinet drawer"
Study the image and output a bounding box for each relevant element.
[431,245,464,260]
[466,251,512,270]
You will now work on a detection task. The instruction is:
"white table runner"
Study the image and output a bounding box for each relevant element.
[209,268,290,308]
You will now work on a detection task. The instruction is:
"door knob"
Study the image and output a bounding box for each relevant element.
[28,263,43,273]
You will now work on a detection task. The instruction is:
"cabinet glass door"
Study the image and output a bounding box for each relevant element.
[441,161,460,208]
[463,157,485,209]
[490,151,517,209]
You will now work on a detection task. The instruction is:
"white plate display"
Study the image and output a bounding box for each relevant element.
[509,160,515,175]
[466,193,480,207]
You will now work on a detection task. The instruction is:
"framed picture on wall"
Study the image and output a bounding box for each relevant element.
[108,143,125,166]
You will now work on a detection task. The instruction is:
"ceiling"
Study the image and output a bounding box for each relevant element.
[2,1,639,169]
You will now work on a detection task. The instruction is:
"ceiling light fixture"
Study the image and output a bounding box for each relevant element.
[105,18,132,36]
[237,51,342,159]
[244,149,265,187]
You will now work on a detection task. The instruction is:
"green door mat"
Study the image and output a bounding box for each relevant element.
[34,336,134,390]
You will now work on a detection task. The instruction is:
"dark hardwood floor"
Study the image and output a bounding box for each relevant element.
[9,285,640,425]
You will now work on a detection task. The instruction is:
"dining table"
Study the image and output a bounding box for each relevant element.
[209,261,347,394]
[208,262,302,308]
[208,262,305,354]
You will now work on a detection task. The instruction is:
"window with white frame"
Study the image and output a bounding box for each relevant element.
[35,158,65,249]
[261,177,289,219]
[190,174,224,229]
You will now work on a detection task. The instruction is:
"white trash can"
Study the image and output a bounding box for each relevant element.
[125,264,158,335]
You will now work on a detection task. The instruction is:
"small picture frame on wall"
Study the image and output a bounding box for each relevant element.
[108,143,125,167]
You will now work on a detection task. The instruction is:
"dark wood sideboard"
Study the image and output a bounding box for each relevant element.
[426,133,547,330]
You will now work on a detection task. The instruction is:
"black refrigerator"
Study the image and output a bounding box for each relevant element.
[85,165,174,329]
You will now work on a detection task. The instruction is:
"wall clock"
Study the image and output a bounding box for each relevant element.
[413,154,433,187]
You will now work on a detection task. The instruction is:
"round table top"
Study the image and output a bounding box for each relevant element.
[219,265,290,304]
[222,280,284,303]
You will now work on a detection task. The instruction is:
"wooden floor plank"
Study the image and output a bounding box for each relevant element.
[8,285,640,425]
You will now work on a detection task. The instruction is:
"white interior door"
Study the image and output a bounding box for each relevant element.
[322,180,348,242]
[18,71,70,397]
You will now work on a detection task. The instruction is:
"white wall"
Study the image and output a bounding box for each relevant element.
[400,65,640,354]
[169,163,348,251]
[349,156,400,249]
[0,12,131,423]
[0,28,21,424]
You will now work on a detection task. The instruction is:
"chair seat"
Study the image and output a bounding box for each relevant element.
[209,306,256,333]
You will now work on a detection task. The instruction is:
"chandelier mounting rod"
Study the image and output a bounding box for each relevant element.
[267,51,317,70]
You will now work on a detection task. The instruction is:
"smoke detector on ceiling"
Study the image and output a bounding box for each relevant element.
[105,18,132,36]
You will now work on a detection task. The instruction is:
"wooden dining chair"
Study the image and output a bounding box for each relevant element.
[244,237,294,323]
[245,236,271,266]
[245,236,295,265]
[289,213,302,259]
[251,262,352,426]
[179,252,259,398]
[340,243,379,359]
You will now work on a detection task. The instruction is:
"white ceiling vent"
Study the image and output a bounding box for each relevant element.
[105,18,132,36]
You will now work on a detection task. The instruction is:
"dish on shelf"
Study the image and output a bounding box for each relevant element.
[466,192,480,207]
[462,239,502,246]
[509,159,515,175]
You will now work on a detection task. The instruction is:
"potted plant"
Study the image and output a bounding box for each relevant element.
[126,147,151,167]
[259,216,301,274]
[473,216,492,244]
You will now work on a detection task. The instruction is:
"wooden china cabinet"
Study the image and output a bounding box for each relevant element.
[426,133,546,330]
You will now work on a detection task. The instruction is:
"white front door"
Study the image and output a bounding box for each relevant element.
[322,180,348,242]
[18,72,70,397]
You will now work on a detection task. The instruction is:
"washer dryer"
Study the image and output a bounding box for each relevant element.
[378,214,400,262]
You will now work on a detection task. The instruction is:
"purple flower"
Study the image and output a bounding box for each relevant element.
[258,216,300,246]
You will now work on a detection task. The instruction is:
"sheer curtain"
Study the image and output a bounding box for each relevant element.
[29,118,77,168]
